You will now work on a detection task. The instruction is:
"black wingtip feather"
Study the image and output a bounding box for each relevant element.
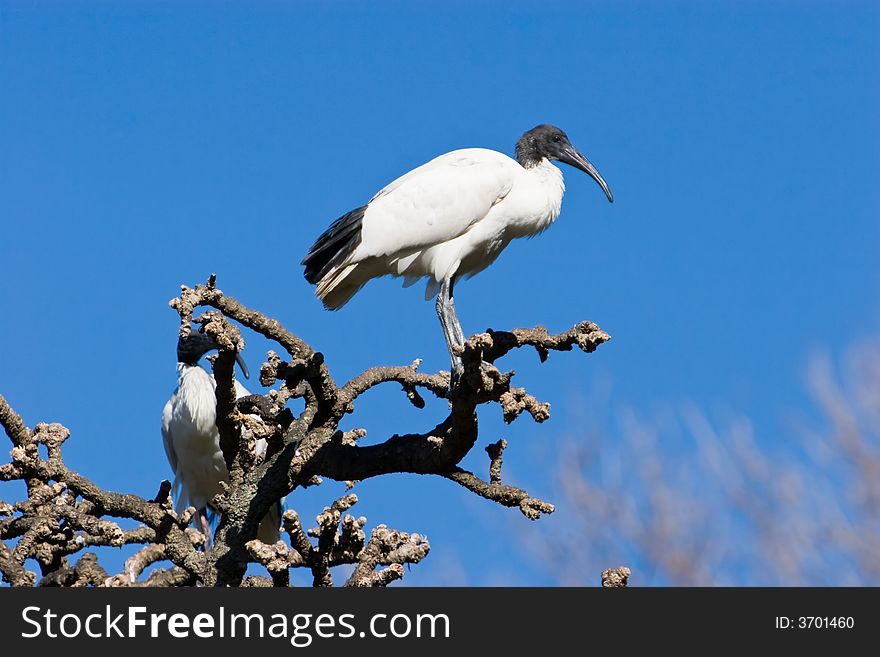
[302,205,367,284]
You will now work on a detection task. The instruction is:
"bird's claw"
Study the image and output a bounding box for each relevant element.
[448,360,465,394]
[448,359,500,396]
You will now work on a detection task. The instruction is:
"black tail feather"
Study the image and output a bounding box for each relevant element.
[302,205,366,284]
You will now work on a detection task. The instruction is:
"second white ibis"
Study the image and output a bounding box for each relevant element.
[162,333,281,546]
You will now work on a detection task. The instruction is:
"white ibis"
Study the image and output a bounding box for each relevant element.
[302,124,613,382]
[162,333,281,545]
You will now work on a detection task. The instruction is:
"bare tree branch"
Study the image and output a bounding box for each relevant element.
[444,468,555,520]
[346,525,430,588]
[601,566,631,588]
[0,394,30,448]
[1,275,609,586]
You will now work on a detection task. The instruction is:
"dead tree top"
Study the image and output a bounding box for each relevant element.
[1,275,610,587]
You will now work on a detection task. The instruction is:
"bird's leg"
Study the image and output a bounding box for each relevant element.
[447,276,466,347]
[199,508,213,551]
[447,277,498,383]
[436,278,463,385]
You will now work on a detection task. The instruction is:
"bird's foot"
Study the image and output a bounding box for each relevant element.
[448,359,501,396]
[199,511,213,551]
[448,359,465,394]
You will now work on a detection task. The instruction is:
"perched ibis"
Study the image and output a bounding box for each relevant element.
[302,124,613,382]
[162,333,281,545]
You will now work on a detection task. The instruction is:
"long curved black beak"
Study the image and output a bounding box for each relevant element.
[234,353,250,380]
[559,146,614,203]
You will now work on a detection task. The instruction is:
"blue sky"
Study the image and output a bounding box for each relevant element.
[1,2,878,585]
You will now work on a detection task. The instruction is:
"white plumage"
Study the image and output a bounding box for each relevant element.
[303,124,613,383]
[321,149,564,306]
[162,339,281,545]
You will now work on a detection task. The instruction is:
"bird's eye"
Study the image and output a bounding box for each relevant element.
[553,135,561,142]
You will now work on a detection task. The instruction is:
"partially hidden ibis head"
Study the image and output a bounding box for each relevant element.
[162,332,281,547]
[302,124,613,386]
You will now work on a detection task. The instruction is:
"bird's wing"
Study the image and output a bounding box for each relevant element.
[161,394,178,475]
[233,378,250,399]
[357,148,516,259]
[234,377,268,459]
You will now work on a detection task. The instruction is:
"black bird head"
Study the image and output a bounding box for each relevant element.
[515,124,613,203]
[176,332,250,379]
